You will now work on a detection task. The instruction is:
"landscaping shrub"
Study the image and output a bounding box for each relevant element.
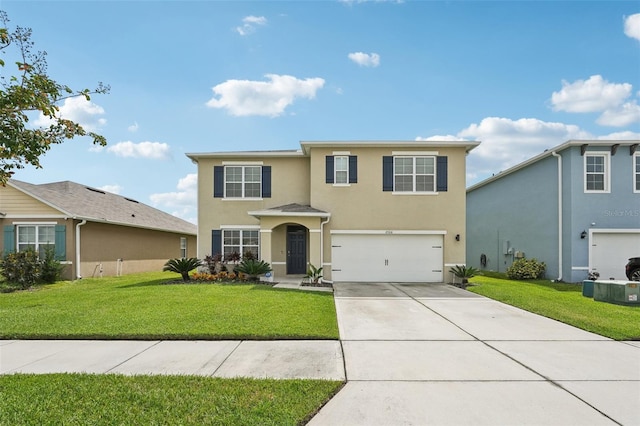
[163,258,202,282]
[506,258,546,280]
[0,250,42,289]
[40,248,66,284]
[234,259,272,281]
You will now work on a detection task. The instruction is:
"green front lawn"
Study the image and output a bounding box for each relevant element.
[468,274,640,340]
[0,374,343,426]
[0,272,339,340]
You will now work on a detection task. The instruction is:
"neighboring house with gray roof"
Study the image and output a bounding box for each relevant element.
[1,180,197,280]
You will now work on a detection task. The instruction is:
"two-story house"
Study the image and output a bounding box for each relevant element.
[466,140,640,282]
[186,140,479,283]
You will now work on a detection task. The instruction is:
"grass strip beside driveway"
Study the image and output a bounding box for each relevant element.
[0,272,339,340]
[0,374,343,426]
[468,275,640,340]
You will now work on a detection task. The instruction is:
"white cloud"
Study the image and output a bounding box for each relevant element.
[624,13,640,41]
[127,121,139,132]
[206,74,325,117]
[236,15,267,36]
[597,130,640,140]
[415,135,467,142]
[550,75,632,113]
[596,101,640,127]
[34,96,106,132]
[106,141,171,160]
[348,52,381,67]
[150,173,197,224]
[97,184,123,194]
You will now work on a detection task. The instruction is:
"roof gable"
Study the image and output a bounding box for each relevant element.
[8,180,196,235]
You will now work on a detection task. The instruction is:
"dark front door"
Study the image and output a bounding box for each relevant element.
[287,226,307,274]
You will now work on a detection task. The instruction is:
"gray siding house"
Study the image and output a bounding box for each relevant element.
[466,140,640,283]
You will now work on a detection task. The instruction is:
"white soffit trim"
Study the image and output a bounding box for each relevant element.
[12,221,58,225]
[222,161,264,165]
[392,151,439,156]
[330,230,447,235]
[332,151,351,155]
[220,225,260,229]
[248,210,331,218]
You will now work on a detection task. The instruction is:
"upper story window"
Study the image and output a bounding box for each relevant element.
[213,165,271,199]
[634,153,640,193]
[325,155,357,185]
[225,166,261,198]
[17,224,55,257]
[584,152,610,193]
[394,156,436,192]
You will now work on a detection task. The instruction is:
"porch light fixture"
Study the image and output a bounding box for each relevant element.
[580,230,587,239]
[455,234,460,241]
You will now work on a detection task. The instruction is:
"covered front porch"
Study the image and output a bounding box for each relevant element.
[248,204,330,281]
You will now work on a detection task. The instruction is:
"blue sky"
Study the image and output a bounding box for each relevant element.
[1,0,639,223]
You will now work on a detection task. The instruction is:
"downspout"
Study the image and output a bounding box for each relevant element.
[75,219,87,279]
[551,152,563,281]
[320,215,332,283]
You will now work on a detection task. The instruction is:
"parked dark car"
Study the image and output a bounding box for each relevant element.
[626,257,640,281]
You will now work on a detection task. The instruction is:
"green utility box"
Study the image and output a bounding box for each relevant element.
[582,280,594,298]
[593,280,640,306]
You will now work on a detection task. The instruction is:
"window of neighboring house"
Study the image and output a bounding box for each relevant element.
[180,237,187,258]
[394,156,436,192]
[584,153,609,192]
[225,166,262,198]
[334,156,349,184]
[634,153,640,193]
[17,225,55,257]
[222,230,259,260]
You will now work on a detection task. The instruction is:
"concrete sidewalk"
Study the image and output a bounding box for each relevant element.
[309,282,640,426]
[0,339,344,380]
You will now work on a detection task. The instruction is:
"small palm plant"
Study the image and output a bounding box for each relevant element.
[163,257,202,282]
[450,265,479,288]
[234,259,272,281]
[305,264,323,284]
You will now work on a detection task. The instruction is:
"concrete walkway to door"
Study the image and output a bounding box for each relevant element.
[309,282,640,426]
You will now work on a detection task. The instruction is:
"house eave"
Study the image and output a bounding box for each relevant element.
[467,139,640,193]
[300,140,481,155]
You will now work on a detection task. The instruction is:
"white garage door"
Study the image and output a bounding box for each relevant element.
[590,231,640,280]
[331,233,444,282]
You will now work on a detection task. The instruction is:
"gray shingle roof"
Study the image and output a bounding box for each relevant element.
[9,180,196,235]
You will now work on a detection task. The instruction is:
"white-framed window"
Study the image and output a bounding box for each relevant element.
[584,152,610,193]
[222,229,259,260]
[634,153,640,193]
[180,237,187,258]
[225,165,261,198]
[394,156,436,192]
[334,156,349,184]
[17,224,55,257]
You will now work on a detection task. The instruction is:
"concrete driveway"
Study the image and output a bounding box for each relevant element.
[309,282,640,426]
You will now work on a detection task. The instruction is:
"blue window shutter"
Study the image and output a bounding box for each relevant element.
[325,156,334,184]
[54,225,66,260]
[382,156,393,191]
[262,166,271,198]
[213,166,224,198]
[349,156,358,183]
[437,156,448,192]
[3,225,15,254]
[212,230,222,256]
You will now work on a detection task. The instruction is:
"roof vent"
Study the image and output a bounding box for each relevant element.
[85,187,106,194]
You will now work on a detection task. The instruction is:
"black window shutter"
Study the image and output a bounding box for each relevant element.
[349,156,358,183]
[212,230,222,256]
[325,156,334,184]
[262,166,271,198]
[382,156,393,191]
[213,166,224,198]
[436,156,448,192]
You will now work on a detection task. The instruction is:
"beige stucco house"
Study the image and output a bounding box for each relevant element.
[187,140,479,283]
[1,180,197,280]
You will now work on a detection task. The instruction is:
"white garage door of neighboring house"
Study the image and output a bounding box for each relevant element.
[590,231,640,280]
[331,233,444,282]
